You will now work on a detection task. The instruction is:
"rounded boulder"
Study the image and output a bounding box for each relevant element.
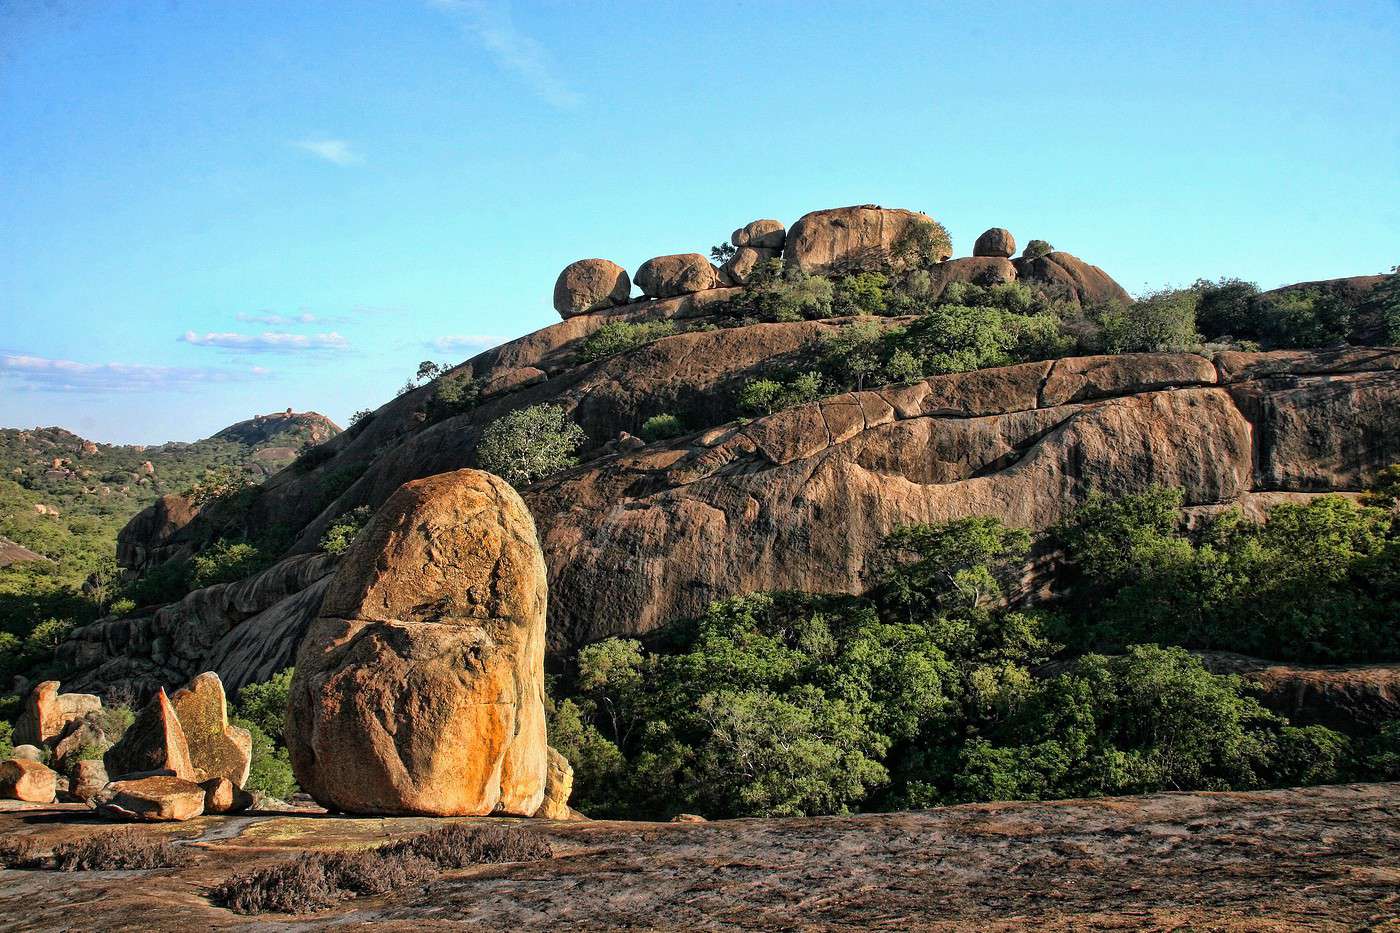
[553,259,631,318]
[730,219,786,250]
[784,205,950,274]
[973,228,1017,258]
[287,469,549,817]
[634,253,720,299]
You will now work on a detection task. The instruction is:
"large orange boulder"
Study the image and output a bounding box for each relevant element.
[635,253,720,298]
[96,774,205,821]
[784,205,950,274]
[286,469,549,816]
[973,227,1017,258]
[1014,250,1132,306]
[103,689,196,781]
[12,681,101,748]
[0,758,58,803]
[169,672,252,787]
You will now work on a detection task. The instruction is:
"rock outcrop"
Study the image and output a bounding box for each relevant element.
[973,227,1016,258]
[553,259,632,318]
[116,493,199,575]
[169,672,252,786]
[1014,250,1132,306]
[103,688,196,781]
[531,746,576,820]
[12,681,101,748]
[784,205,949,274]
[286,469,550,816]
[635,253,720,298]
[731,219,786,250]
[1195,653,1400,731]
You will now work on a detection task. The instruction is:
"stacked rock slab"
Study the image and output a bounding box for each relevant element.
[635,253,720,299]
[553,259,631,319]
[170,672,253,786]
[721,219,786,286]
[287,469,551,816]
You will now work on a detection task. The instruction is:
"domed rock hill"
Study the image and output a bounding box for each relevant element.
[58,206,1400,698]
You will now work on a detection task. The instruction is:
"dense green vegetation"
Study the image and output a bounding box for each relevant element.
[577,320,678,363]
[551,484,1400,820]
[231,668,298,799]
[476,404,587,488]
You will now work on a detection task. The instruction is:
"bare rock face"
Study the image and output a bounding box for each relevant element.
[103,689,196,781]
[169,672,252,787]
[531,746,575,820]
[973,227,1016,258]
[116,493,198,573]
[286,469,549,816]
[1014,251,1132,306]
[0,758,57,803]
[553,259,631,318]
[96,774,205,821]
[731,219,786,250]
[635,253,720,299]
[784,205,949,274]
[1194,653,1400,731]
[12,681,101,748]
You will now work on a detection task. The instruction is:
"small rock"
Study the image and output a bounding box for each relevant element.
[10,744,43,762]
[554,259,632,318]
[200,776,253,815]
[531,746,575,820]
[0,758,58,803]
[635,254,720,299]
[67,759,109,801]
[730,219,786,250]
[618,432,645,451]
[96,775,206,822]
[973,227,1017,258]
[671,813,707,823]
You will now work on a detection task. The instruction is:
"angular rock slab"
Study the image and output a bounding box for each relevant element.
[0,758,57,803]
[104,688,196,781]
[67,759,109,802]
[531,745,576,820]
[287,469,549,816]
[12,681,101,748]
[170,672,252,787]
[97,775,205,822]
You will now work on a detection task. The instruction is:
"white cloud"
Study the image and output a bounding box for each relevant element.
[428,334,508,352]
[291,138,362,165]
[430,0,581,110]
[236,311,330,326]
[1,354,261,394]
[179,331,350,352]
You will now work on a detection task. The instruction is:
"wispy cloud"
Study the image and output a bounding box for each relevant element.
[179,331,350,352]
[1,354,261,394]
[236,310,339,326]
[427,334,508,352]
[291,137,362,165]
[430,0,581,110]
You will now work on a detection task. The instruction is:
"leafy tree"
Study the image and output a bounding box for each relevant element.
[415,361,446,383]
[190,540,268,590]
[475,404,586,488]
[1192,277,1261,339]
[891,220,953,269]
[833,272,889,316]
[319,506,371,555]
[430,374,480,418]
[235,668,294,745]
[233,716,298,799]
[710,243,737,264]
[738,261,834,321]
[737,372,826,416]
[1097,288,1200,353]
[822,320,888,391]
[184,465,256,508]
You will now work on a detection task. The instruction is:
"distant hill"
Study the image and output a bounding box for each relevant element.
[0,410,339,592]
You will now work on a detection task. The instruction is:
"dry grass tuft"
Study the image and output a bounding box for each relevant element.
[213,823,553,915]
[49,830,184,871]
[0,835,43,869]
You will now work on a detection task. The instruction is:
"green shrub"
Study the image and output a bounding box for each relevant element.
[710,243,736,264]
[95,705,135,743]
[737,372,826,415]
[1097,288,1200,353]
[577,321,677,363]
[235,668,293,745]
[639,414,685,442]
[1192,277,1260,339]
[476,404,586,488]
[891,219,953,269]
[0,721,12,759]
[190,540,268,590]
[319,506,371,556]
[348,409,373,428]
[833,272,889,316]
[430,373,480,418]
[1252,288,1352,348]
[234,716,298,799]
[740,261,834,321]
[185,465,257,507]
[1022,239,1054,259]
[125,559,193,606]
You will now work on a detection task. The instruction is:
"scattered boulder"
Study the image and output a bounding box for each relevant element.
[12,681,101,748]
[0,758,57,803]
[531,746,575,820]
[618,432,645,452]
[104,689,196,782]
[11,745,43,762]
[96,774,205,822]
[671,813,707,823]
[200,776,254,815]
[51,714,107,770]
[973,228,1017,258]
[553,259,632,318]
[67,759,109,801]
[287,469,550,816]
[731,219,786,250]
[169,672,252,787]
[635,254,720,299]
[720,246,780,286]
[784,205,949,274]
[1014,251,1132,306]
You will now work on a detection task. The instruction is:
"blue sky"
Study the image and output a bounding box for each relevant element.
[1,0,1397,443]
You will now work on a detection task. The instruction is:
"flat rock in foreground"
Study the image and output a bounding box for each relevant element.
[0,783,1396,930]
